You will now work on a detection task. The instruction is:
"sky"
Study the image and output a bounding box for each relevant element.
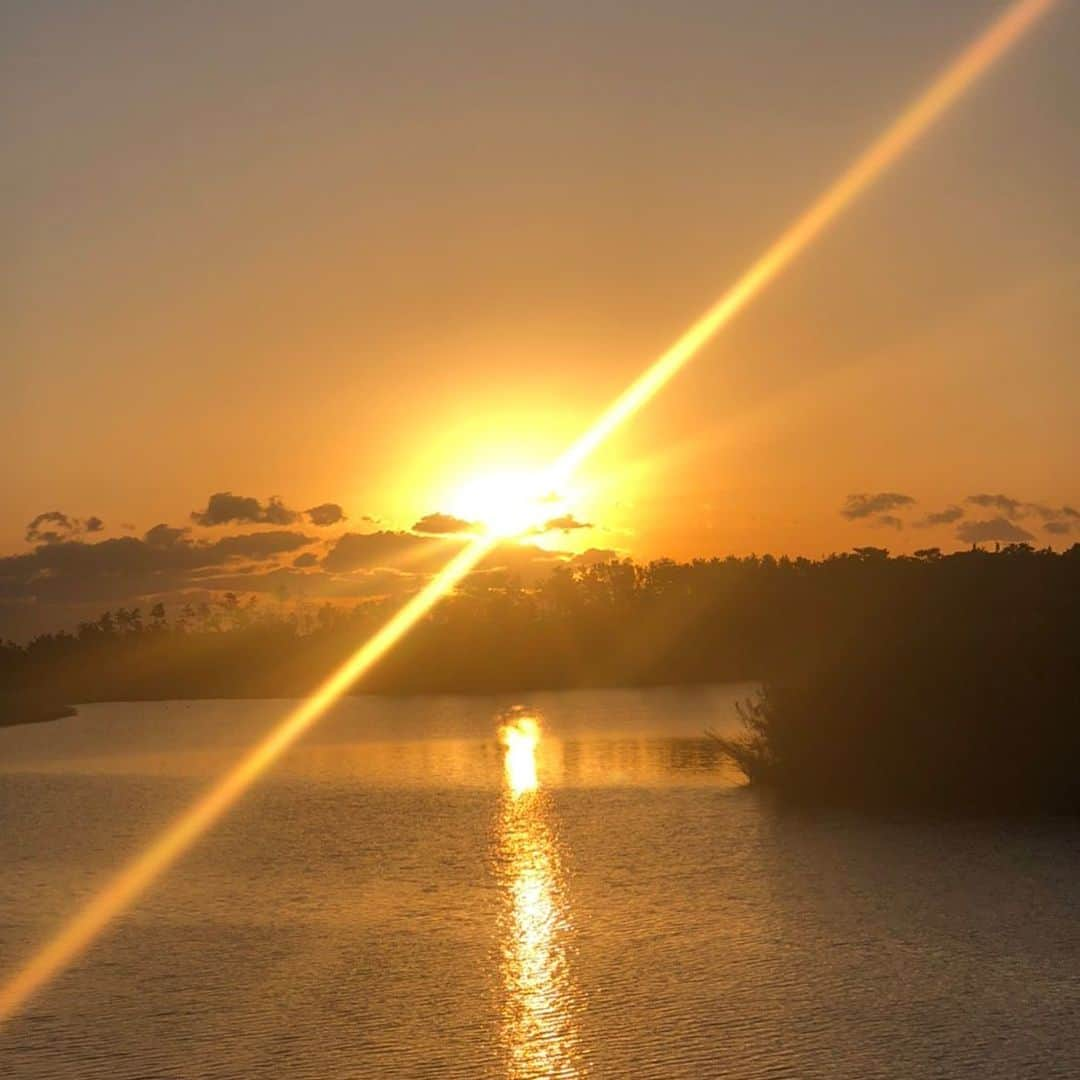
[3,0,1078,636]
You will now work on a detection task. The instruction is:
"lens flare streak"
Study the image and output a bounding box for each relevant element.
[0,0,1058,1025]
[0,536,496,1023]
[549,0,1059,486]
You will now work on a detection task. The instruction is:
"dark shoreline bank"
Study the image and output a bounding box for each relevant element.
[0,695,77,728]
[3,546,1076,813]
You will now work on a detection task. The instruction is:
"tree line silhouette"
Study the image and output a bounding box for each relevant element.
[2,543,1077,809]
[707,543,1079,812]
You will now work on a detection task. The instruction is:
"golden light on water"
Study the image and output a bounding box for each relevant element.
[499,713,542,796]
[495,713,582,1078]
[0,0,1058,1024]
[0,537,497,1024]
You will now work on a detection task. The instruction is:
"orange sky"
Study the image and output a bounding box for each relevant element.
[4,0,1078,634]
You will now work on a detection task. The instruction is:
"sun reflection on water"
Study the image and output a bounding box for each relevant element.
[499,713,541,797]
[494,711,583,1078]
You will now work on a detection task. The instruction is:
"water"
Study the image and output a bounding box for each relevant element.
[1,687,1078,1078]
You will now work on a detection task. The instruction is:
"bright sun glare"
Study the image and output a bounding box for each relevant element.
[448,468,566,539]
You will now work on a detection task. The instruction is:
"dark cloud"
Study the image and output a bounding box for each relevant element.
[0,553,36,600]
[464,544,567,589]
[1026,502,1080,523]
[482,542,563,576]
[1025,503,1057,520]
[915,505,965,527]
[876,515,904,530]
[196,565,419,600]
[145,523,190,547]
[0,521,590,637]
[965,493,1024,519]
[0,528,315,610]
[259,497,297,526]
[840,493,915,520]
[191,492,263,526]
[411,512,478,535]
[322,529,572,590]
[323,530,457,574]
[210,531,313,561]
[964,495,1080,524]
[305,503,346,527]
[955,517,1034,544]
[191,492,300,527]
[1044,521,1072,536]
[569,548,622,567]
[26,511,77,544]
[25,511,105,544]
[25,513,74,545]
[538,514,593,533]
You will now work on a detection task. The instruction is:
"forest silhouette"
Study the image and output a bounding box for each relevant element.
[2,543,1077,811]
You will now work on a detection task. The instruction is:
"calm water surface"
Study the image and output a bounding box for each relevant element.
[1,687,1078,1078]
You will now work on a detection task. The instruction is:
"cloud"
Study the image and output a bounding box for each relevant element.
[1025,503,1058,520]
[26,511,78,544]
[25,511,106,544]
[210,531,314,561]
[482,542,564,576]
[192,565,420,601]
[538,514,592,533]
[323,530,457,574]
[3,497,598,638]
[965,495,1080,524]
[965,493,1024,519]
[191,492,300,527]
[955,517,1034,544]
[0,527,316,610]
[1026,502,1080,523]
[464,544,567,589]
[915,505,965,527]
[305,502,346,527]
[569,548,621,567]
[876,515,904,530]
[411,512,478,535]
[840,493,915,520]
[1044,521,1072,536]
[145,523,190,547]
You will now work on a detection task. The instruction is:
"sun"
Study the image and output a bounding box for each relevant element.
[447,467,566,539]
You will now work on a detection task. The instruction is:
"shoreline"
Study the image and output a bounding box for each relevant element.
[0,698,77,728]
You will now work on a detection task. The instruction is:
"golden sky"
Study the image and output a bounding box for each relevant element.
[4,0,1078,633]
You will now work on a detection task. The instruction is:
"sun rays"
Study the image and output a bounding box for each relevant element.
[0,0,1061,1025]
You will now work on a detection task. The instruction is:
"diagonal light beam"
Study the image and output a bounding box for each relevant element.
[0,0,1058,1025]
[0,536,496,1021]
[550,0,1059,485]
